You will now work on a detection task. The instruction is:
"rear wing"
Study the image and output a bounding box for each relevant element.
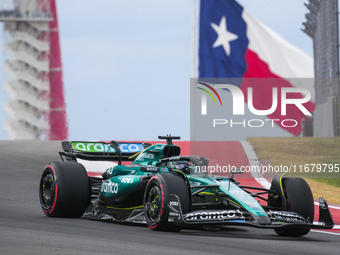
[59,141,151,164]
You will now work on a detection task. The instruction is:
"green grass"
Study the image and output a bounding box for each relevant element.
[247,137,340,204]
[313,178,340,187]
[248,137,340,187]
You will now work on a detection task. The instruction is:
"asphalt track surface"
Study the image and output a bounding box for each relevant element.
[1,141,340,255]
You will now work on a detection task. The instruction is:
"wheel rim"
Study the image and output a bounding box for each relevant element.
[145,185,161,223]
[40,173,55,210]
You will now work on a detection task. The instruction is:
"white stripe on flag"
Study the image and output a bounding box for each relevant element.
[241,10,315,101]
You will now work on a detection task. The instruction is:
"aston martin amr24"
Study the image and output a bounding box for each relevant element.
[39,135,334,236]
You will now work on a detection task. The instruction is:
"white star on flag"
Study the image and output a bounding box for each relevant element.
[211,16,238,56]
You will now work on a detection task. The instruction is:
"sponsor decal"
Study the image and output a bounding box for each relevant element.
[139,153,155,160]
[101,182,119,194]
[169,201,179,206]
[121,177,134,184]
[119,143,143,153]
[140,166,160,172]
[168,195,182,221]
[270,211,308,223]
[153,146,164,150]
[319,198,327,209]
[72,142,144,153]
[185,210,241,221]
[106,167,115,175]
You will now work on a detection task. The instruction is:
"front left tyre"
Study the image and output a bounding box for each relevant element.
[144,173,190,231]
[39,161,90,217]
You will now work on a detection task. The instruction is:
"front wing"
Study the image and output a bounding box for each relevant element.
[168,195,334,230]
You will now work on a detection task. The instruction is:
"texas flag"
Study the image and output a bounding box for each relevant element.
[198,0,315,136]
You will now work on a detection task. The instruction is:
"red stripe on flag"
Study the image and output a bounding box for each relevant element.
[241,50,315,136]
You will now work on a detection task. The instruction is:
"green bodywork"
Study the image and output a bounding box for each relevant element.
[188,176,267,217]
[99,142,268,218]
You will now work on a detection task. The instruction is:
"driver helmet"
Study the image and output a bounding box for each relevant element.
[167,161,190,174]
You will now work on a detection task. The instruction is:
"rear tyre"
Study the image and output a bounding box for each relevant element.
[144,173,190,231]
[39,161,90,217]
[274,177,314,237]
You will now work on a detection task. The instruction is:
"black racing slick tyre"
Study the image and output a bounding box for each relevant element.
[144,173,190,231]
[39,161,90,217]
[275,177,314,237]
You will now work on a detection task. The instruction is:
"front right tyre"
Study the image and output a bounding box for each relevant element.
[274,177,314,237]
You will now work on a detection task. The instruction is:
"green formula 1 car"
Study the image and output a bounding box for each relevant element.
[39,135,334,236]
